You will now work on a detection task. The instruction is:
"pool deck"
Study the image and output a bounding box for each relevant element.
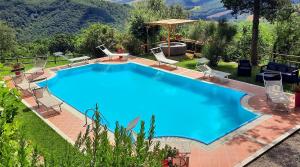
[5,56,300,167]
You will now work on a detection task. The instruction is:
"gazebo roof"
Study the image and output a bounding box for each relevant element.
[146,19,197,26]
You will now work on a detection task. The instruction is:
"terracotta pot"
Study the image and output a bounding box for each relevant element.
[161,159,169,167]
[295,92,300,108]
[15,71,21,75]
[117,48,124,53]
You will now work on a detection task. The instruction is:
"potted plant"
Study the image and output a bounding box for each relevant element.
[12,63,24,76]
[161,146,178,167]
[175,33,182,40]
[294,85,300,108]
[115,44,125,59]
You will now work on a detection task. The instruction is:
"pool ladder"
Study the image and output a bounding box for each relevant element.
[83,104,110,131]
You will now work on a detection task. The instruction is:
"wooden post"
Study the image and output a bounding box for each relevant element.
[168,25,171,57]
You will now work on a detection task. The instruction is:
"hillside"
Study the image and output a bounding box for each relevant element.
[0,0,131,41]
[110,0,231,19]
[111,0,300,20]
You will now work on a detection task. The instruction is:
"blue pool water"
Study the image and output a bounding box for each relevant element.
[39,63,259,144]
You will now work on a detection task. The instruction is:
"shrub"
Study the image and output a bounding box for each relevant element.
[201,20,237,66]
[76,24,117,57]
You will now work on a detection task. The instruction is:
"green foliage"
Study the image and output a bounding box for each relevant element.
[0,22,16,60]
[221,0,291,20]
[221,0,291,65]
[0,86,38,167]
[273,6,300,56]
[0,0,130,41]
[226,21,275,62]
[49,34,75,54]
[76,23,117,57]
[201,20,237,66]
[65,105,168,167]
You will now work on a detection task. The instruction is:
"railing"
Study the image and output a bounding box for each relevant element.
[0,53,93,65]
[1,55,68,65]
[83,104,110,129]
[271,52,300,67]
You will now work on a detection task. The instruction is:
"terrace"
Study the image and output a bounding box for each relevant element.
[3,54,300,167]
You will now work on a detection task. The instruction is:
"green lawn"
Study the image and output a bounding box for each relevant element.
[1,59,76,161]
[15,105,77,160]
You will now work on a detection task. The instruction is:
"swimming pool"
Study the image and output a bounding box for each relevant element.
[39,63,259,144]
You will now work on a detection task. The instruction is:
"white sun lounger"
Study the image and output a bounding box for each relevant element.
[126,117,140,142]
[263,72,290,111]
[33,87,64,114]
[196,63,230,82]
[150,47,178,68]
[64,55,90,66]
[68,56,90,64]
[55,52,90,66]
[97,45,129,60]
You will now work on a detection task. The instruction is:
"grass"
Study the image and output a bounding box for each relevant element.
[15,106,77,160]
[1,59,76,160]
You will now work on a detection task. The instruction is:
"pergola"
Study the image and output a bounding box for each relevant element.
[147,19,197,56]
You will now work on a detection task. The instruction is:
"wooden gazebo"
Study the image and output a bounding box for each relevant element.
[147,19,197,56]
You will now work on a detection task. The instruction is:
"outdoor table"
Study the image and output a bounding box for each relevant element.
[53,52,64,64]
[256,72,281,82]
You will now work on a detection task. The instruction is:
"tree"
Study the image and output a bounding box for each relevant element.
[201,21,237,66]
[77,24,116,57]
[49,34,75,54]
[221,0,291,65]
[0,22,16,61]
[273,6,300,56]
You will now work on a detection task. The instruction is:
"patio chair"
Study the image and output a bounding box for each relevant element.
[32,87,64,114]
[26,56,48,75]
[96,45,129,60]
[237,60,252,76]
[196,63,230,83]
[263,72,291,111]
[58,53,90,66]
[150,47,178,68]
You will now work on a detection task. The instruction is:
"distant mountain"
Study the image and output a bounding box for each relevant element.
[0,0,131,41]
[111,0,300,20]
[109,0,234,20]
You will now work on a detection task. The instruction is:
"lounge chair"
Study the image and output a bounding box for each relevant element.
[196,61,230,82]
[26,56,48,75]
[32,87,64,114]
[263,72,290,111]
[12,73,38,91]
[57,53,90,66]
[126,117,140,142]
[150,47,178,68]
[97,45,129,60]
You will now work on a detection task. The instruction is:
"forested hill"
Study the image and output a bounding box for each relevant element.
[112,0,300,20]
[0,0,131,41]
